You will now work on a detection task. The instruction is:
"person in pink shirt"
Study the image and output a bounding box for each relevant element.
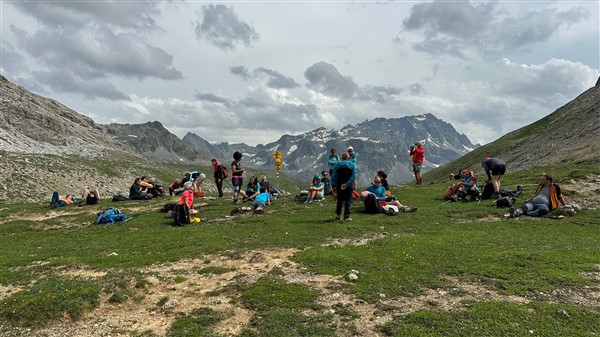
[178,182,198,214]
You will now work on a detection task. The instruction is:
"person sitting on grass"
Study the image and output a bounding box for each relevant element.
[80,187,100,206]
[448,170,479,202]
[169,172,191,196]
[241,176,260,201]
[178,181,199,215]
[130,178,153,200]
[510,173,567,218]
[305,175,325,203]
[231,186,272,215]
[321,171,333,196]
[50,192,75,208]
[365,176,417,214]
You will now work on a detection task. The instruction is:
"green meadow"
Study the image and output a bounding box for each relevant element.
[1,165,599,336]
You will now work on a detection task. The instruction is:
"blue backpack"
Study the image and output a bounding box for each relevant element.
[96,208,127,226]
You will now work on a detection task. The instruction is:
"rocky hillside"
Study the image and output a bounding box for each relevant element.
[103,121,212,164]
[184,114,479,185]
[425,79,600,181]
[0,75,130,158]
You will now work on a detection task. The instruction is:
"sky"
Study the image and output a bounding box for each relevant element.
[1,0,598,146]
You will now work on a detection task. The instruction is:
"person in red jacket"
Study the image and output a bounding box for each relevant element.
[409,141,425,185]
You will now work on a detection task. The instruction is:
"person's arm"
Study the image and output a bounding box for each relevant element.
[555,185,567,206]
[344,164,357,187]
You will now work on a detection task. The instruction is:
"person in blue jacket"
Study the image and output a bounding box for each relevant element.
[331,152,357,221]
[365,176,417,214]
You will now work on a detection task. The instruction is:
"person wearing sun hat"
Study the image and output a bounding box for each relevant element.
[305,174,325,203]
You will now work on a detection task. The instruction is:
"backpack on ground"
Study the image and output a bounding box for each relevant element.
[96,208,127,226]
[160,203,177,213]
[496,197,516,208]
[112,194,128,202]
[219,164,229,179]
[444,184,461,201]
[363,193,382,214]
[480,181,495,200]
[174,203,190,226]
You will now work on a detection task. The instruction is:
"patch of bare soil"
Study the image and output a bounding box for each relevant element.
[561,174,600,208]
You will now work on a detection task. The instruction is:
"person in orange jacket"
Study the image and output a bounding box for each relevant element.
[510,173,567,218]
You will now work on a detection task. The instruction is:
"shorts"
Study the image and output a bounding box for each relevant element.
[252,201,266,210]
[491,164,506,176]
[86,195,98,205]
[232,177,243,187]
[413,162,423,172]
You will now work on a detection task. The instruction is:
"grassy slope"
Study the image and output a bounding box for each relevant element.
[1,164,599,336]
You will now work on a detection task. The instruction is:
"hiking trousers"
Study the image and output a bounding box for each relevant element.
[335,187,353,219]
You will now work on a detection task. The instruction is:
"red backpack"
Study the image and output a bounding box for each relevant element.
[219,164,229,179]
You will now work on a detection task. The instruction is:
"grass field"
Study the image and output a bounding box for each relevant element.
[1,165,599,336]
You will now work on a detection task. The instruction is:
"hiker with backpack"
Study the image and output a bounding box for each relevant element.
[510,173,568,218]
[376,170,395,200]
[364,176,417,215]
[482,157,506,199]
[332,152,357,221]
[211,158,228,198]
[231,151,245,205]
[409,141,425,185]
[230,186,272,216]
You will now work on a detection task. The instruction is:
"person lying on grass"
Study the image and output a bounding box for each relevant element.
[510,173,567,218]
[231,186,272,215]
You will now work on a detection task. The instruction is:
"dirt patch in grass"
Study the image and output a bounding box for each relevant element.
[0,285,22,301]
[560,174,600,208]
[4,247,600,336]
[322,232,414,247]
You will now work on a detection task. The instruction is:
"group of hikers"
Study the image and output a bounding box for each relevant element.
[50,143,571,222]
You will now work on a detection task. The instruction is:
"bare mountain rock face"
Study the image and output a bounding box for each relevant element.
[184,114,479,185]
[0,75,153,202]
[103,121,212,164]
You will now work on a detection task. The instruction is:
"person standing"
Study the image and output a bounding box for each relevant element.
[327,148,340,176]
[331,152,357,222]
[482,157,506,198]
[231,151,245,204]
[211,158,225,198]
[410,142,425,185]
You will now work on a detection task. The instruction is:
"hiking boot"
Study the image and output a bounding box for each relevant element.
[509,207,521,218]
[233,200,241,205]
[491,192,500,199]
[335,214,341,220]
[344,217,352,222]
[388,208,397,216]
[450,194,459,202]
[307,199,313,204]
[464,195,472,202]
[230,208,242,216]
[403,207,418,213]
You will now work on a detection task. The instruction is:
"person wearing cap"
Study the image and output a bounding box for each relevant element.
[510,173,567,218]
[409,142,425,185]
[305,174,325,203]
[482,157,506,198]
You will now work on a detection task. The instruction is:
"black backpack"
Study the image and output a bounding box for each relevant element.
[481,181,495,200]
[112,194,128,202]
[363,193,382,214]
[496,197,516,208]
[174,204,190,226]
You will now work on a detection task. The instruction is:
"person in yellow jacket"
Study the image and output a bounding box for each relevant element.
[510,173,567,218]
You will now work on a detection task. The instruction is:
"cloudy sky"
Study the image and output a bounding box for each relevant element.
[1,1,598,146]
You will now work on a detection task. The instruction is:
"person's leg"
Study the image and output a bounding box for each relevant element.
[216,179,223,197]
[335,191,343,219]
[343,188,353,220]
[526,204,550,217]
[512,202,533,217]
[81,188,90,205]
[51,192,59,204]
[492,175,501,193]
[305,190,315,203]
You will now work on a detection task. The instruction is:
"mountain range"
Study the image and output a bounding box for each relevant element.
[183,114,478,185]
[1,73,597,202]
